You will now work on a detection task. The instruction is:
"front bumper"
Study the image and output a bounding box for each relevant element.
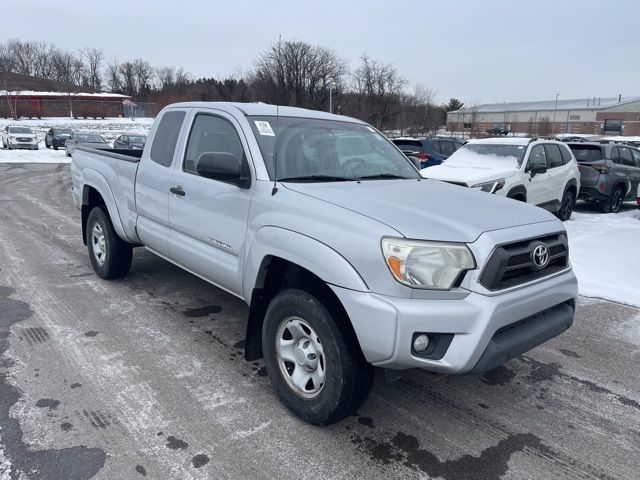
[8,139,38,149]
[331,269,578,373]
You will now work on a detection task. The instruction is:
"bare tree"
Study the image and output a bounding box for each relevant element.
[118,61,136,96]
[537,116,551,136]
[351,54,407,129]
[133,58,154,94]
[251,39,348,109]
[105,57,122,93]
[81,47,103,91]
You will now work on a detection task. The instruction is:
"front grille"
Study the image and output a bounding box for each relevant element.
[479,233,569,291]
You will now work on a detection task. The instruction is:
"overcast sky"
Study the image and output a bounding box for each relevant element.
[6,0,640,105]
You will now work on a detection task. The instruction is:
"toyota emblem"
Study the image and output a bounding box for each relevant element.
[532,244,549,268]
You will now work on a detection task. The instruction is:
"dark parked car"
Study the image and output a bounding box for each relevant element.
[45,128,73,150]
[485,127,509,135]
[65,132,109,157]
[392,138,463,168]
[113,134,147,150]
[568,142,640,212]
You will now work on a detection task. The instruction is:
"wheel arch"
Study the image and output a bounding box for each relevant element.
[506,184,527,201]
[243,227,369,362]
[80,172,129,245]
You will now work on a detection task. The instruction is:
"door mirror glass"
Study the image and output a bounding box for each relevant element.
[195,152,249,188]
[530,157,547,176]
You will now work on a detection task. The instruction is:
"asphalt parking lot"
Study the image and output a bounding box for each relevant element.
[1,163,639,480]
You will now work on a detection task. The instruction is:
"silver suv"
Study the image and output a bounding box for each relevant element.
[569,142,640,212]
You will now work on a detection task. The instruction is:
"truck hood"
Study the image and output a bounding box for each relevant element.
[283,179,557,243]
[423,164,519,186]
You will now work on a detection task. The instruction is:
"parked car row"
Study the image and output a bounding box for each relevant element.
[1,124,147,157]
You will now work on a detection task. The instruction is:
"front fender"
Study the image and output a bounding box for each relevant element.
[81,168,131,242]
[243,226,368,300]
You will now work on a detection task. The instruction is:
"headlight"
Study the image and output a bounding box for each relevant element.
[471,179,505,193]
[381,237,476,290]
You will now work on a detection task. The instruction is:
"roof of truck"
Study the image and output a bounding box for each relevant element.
[165,102,365,124]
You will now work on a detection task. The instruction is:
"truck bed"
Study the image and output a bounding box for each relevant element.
[71,146,141,243]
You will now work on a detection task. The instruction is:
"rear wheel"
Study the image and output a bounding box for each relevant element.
[606,186,624,213]
[557,190,575,221]
[262,289,374,425]
[86,207,132,279]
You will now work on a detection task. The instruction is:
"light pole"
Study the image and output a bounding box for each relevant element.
[329,81,336,114]
[551,93,559,134]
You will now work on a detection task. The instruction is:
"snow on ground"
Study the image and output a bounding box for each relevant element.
[566,206,640,307]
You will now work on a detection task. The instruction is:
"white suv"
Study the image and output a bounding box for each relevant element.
[423,138,581,221]
[1,125,39,150]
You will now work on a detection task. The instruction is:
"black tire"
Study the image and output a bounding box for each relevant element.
[45,141,50,148]
[53,145,58,150]
[606,186,624,214]
[557,189,575,221]
[262,289,374,425]
[86,207,132,279]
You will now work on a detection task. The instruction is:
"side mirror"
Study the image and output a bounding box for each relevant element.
[529,159,547,177]
[196,152,251,188]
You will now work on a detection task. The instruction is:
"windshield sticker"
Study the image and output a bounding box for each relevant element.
[254,121,275,136]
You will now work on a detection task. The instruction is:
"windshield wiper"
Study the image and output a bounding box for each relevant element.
[357,173,412,180]
[278,175,357,182]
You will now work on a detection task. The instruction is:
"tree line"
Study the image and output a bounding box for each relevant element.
[0,38,466,133]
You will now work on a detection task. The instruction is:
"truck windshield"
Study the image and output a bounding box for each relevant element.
[248,116,419,181]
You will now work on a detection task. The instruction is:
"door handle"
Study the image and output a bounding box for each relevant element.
[170,186,185,196]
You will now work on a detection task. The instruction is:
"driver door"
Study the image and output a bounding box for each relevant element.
[167,110,254,297]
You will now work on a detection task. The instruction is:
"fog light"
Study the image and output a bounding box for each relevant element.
[413,334,430,352]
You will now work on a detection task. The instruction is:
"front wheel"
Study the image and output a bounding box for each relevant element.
[262,289,374,425]
[86,207,132,279]
[557,190,575,221]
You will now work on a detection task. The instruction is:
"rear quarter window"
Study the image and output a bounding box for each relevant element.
[558,144,573,164]
[150,110,186,167]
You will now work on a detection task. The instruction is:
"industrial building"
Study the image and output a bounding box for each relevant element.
[446,96,640,136]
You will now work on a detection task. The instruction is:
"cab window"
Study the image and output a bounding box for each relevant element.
[183,114,246,178]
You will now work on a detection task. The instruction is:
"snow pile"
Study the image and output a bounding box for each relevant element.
[442,149,520,170]
[566,208,640,307]
[0,148,70,164]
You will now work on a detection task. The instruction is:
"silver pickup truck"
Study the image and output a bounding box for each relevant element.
[71,102,578,425]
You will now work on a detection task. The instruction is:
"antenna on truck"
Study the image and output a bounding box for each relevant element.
[271,104,280,196]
